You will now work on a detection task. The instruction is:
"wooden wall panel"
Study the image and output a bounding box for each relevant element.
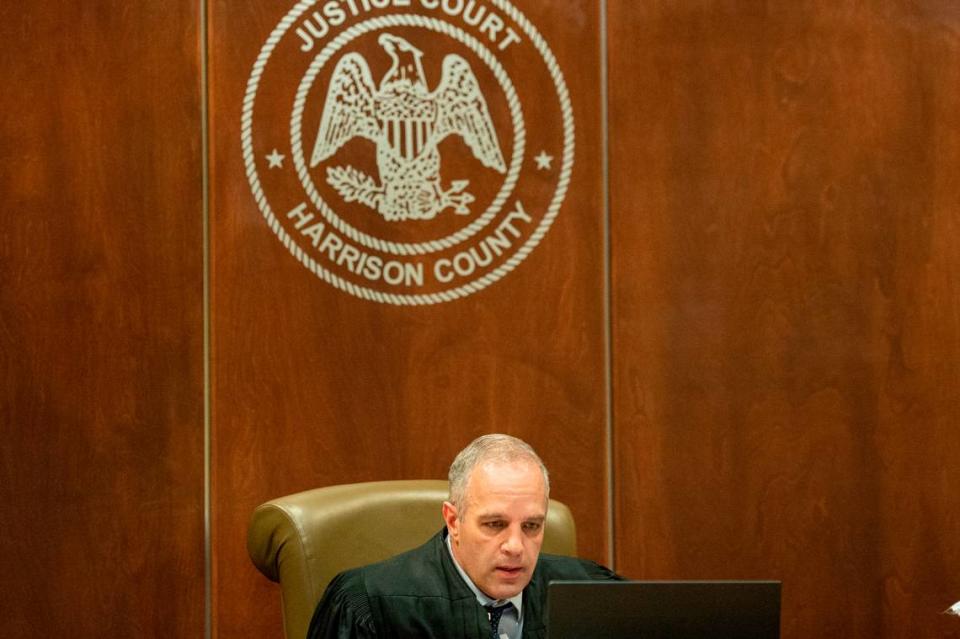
[0,3,205,638]
[209,1,607,636]
[610,2,960,638]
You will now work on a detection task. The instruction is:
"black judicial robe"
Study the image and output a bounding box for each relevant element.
[307,530,621,639]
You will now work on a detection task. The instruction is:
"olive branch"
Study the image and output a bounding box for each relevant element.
[326,166,384,210]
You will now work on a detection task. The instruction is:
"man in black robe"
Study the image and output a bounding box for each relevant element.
[307,434,622,638]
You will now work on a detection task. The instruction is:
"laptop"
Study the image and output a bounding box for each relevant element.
[546,580,781,639]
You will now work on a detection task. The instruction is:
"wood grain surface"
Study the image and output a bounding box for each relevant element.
[0,2,205,637]
[208,1,607,636]
[4,2,959,638]
[609,2,960,637]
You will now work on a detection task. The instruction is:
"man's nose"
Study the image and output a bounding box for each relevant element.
[501,526,523,555]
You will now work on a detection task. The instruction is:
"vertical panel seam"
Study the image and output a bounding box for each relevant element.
[200,0,212,636]
[599,0,615,571]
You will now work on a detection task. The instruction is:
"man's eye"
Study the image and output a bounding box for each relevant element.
[523,522,542,532]
[485,521,506,529]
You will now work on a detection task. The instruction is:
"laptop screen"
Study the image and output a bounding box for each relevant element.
[546,580,781,639]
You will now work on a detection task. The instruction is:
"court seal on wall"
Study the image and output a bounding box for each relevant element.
[242,0,574,305]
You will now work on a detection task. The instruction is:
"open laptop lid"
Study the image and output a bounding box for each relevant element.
[546,580,781,639]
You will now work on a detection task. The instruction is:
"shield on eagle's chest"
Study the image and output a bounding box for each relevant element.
[376,96,437,160]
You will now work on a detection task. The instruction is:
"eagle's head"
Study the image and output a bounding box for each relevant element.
[378,33,427,91]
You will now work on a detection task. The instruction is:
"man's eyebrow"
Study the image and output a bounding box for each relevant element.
[477,512,506,520]
[474,509,547,518]
[476,513,547,522]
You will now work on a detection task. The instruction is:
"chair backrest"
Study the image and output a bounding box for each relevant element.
[247,479,578,639]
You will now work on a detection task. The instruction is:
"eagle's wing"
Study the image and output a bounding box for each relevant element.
[310,53,379,167]
[434,55,506,173]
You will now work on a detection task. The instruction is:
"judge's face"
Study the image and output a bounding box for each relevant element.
[442,459,547,600]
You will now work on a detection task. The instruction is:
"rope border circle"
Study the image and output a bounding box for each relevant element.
[241,0,574,306]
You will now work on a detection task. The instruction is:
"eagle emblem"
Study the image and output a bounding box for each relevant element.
[310,33,507,222]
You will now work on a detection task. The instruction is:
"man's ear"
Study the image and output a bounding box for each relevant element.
[442,501,459,541]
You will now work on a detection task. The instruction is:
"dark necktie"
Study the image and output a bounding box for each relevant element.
[485,602,512,639]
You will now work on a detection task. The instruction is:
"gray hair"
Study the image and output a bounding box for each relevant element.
[447,434,550,514]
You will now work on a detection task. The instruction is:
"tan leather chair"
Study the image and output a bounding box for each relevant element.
[247,479,577,639]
